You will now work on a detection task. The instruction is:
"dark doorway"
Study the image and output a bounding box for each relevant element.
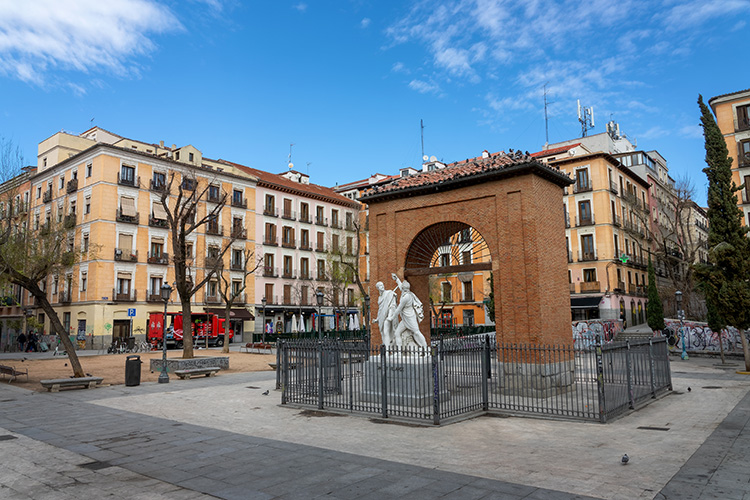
[112,320,130,340]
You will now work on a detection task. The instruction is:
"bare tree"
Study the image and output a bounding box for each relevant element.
[0,138,86,376]
[323,216,366,329]
[159,172,233,359]
[214,247,261,353]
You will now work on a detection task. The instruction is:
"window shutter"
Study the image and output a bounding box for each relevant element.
[120,197,137,217]
[152,201,168,220]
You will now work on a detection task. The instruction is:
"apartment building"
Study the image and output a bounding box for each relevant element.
[709,89,750,225]
[534,144,651,323]
[2,127,258,347]
[220,161,361,335]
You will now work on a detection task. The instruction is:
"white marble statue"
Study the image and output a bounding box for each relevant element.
[391,273,427,349]
[374,281,398,347]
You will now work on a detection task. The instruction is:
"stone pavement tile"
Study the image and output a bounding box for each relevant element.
[698,485,750,499]
[708,470,750,488]
[323,477,389,500]
[468,477,537,497]
[147,466,201,484]
[439,484,489,500]
[658,480,703,500]
[176,476,232,494]
[419,478,466,495]
[212,484,273,500]
[378,475,436,496]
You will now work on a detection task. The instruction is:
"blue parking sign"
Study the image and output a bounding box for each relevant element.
[127,308,136,317]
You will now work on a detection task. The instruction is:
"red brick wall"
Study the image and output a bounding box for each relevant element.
[368,171,570,347]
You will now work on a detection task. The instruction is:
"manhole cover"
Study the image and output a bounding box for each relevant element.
[246,386,261,389]
[79,461,113,471]
[0,435,18,441]
[702,386,722,389]
[637,426,670,431]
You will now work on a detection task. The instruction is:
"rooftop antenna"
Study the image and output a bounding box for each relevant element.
[577,99,595,138]
[288,143,295,170]
[420,119,425,160]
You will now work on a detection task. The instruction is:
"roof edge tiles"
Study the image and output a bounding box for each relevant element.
[361,153,572,204]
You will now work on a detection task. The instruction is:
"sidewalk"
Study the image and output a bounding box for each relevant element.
[1,356,749,499]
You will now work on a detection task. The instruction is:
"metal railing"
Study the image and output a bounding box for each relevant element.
[278,336,671,425]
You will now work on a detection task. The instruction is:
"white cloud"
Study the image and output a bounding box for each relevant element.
[391,62,408,74]
[679,123,703,139]
[408,79,441,95]
[640,126,670,139]
[661,0,750,31]
[293,3,307,12]
[361,18,371,28]
[0,0,180,85]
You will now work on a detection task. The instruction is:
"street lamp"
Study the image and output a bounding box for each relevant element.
[675,290,688,360]
[158,283,173,383]
[316,290,324,340]
[261,296,267,344]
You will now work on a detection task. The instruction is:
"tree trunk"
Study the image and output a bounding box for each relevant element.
[38,295,85,377]
[740,328,750,372]
[181,298,194,359]
[718,329,727,365]
[222,308,231,354]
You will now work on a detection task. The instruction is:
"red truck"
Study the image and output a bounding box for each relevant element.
[148,312,234,348]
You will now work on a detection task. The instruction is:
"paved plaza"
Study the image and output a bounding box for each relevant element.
[1,354,749,499]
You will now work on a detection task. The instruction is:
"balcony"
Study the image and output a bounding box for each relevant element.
[578,250,598,262]
[230,260,244,271]
[147,290,163,303]
[265,295,279,306]
[263,206,278,217]
[316,244,326,252]
[628,284,637,295]
[63,214,76,229]
[264,235,278,246]
[315,216,328,227]
[346,222,356,232]
[150,179,167,192]
[113,289,137,302]
[737,114,750,132]
[231,226,247,240]
[282,210,296,221]
[204,294,221,304]
[564,214,570,228]
[231,292,246,305]
[609,181,618,194]
[695,219,709,231]
[742,190,750,205]
[205,255,223,269]
[331,219,342,229]
[66,178,78,193]
[282,268,296,279]
[231,197,247,209]
[206,223,223,236]
[621,190,638,206]
[567,250,573,263]
[575,215,595,227]
[573,182,592,194]
[299,213,312,224]
[147,252,169,265]
[207,191,221,203]
[43,190,52,203]
[117,174,140,187]
[263,266,278,278]
[149,216,169,228]
[580,281,600,293]
[58,290,72,304]
[299,271,310,280]
[282,238,296,249]
[116,210,139,225]
[569,283,577,293]
[299,241,312,251]
[115,249,138,262]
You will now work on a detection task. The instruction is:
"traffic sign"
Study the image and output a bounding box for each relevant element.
[127,308,136,317]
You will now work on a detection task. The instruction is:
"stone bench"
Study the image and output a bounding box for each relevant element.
[40,376,103,392]
[0,364,28,383]
[240,342,274,354]
[174,367,221,379]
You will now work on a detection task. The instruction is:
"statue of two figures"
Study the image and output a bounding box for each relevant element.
[374,273,427,352]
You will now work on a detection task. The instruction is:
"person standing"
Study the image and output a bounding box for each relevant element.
[17,332,26,352]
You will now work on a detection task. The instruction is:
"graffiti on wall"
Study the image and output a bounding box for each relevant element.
[572,319,623,350]
[661,319,745,352]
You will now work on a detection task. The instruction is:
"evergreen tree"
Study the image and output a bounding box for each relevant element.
[696,95,750,370]
[646,256,665,331]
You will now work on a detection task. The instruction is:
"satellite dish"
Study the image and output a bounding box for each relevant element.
[569,149,576,156]
[422,155,429,161]
[430,155,437,162]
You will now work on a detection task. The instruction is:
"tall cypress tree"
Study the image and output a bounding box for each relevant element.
[696,95,750,370]
[646,256,665,331]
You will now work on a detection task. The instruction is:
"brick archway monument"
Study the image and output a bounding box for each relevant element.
[361,152,574,346]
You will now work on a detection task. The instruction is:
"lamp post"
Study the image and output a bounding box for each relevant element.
[158,283,173,383]
[364,294,370,355]
[675,290,688,360]
[261,296,267,344]
[316,290,324,340]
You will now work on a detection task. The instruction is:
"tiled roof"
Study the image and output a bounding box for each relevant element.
[217,159,358,208]
[362,151,571,201]
[531,143,581,158]
[708,88,750,104]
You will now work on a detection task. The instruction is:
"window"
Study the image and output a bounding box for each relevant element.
[331,209,339,227]
[347,289,355,307]
[300,203,310,222]
[441,282,452,302]
[462,251,471,265]
[80,272,87,292]
[175,151,180,160]
[463,309,474,327]
[265,194,275,214]
[739,139,750,166]
[581,234,595,260]
[82,233,89,252]
[317,259,326,279]
[265,223,276,243]
[150,276,162,295]
[283,198,293,218]
[316,232,325,251]
[440,253,450,267]
[232,248,243,267]
[181,177,195,191]
[316,206,325,224]
[282,226,294,246]
[120,165,135,184]
[463,281,473,301]
[185,243,193,260]
[301,285,308,305]
[264,253,275,272]
[63,312,71,333]
[283,284,291,305]
[265,283,274,303]
[233,189,243,205]
[207,281,217,297]
[346,236,353,255]
[150,240,163,257]
[232,280,242,296]
[738,104,750,131]
[153,172,166,189]
[59,175,65,189]
[301,229,309,248]
[189,152,194,162]
[300,258,309,279]
[583,269,597,283]
[345,212,353,229]
[578,200,592,225]
[117,276,131,295]
[614,234,620,258]
[85,196,91,215]
[36,186,41,198]
[283,256,293,277]
[332,234,339,252]
[34,213,39,230]
[575,169,590,191]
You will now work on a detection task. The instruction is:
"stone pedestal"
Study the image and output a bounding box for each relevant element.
[361,354,450,406]
[150,356,229,373]
[493,359,575,397]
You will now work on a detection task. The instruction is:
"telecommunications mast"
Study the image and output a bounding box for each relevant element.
[577,99,595,137]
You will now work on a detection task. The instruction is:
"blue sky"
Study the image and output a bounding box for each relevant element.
[1,0,749,205]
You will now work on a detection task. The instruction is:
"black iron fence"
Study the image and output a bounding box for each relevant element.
[254,329,366,343]
[278,336,672,425]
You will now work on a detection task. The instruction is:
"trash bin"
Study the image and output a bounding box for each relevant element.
[125,355,142,386]
[127,336,136,351]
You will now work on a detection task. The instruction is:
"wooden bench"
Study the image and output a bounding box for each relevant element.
[174,367,221,379]
[0,364,28,383]
[240,342,274,354]
[40,376,103,392]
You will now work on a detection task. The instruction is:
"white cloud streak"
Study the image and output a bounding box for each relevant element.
[0,0,180,85]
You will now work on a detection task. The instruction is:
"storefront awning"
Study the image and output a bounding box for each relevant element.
[570,296,603,309]
[204,308,255,320]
